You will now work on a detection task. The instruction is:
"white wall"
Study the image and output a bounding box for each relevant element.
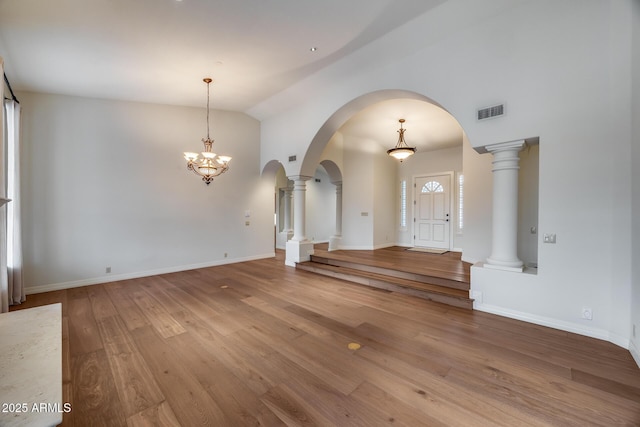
[517,143,539,268]
[373,144,397,249]
[461,138,493,264]
[319,132,344,177]
[396,145,463,249]
[274,167,290,249]
[257,1,635,348]
[19,92,273,291]
[341,136,375,249]
[606,0,633,355]
[341,138,396,250]
[631,0,640,366]
[306,166,335,243]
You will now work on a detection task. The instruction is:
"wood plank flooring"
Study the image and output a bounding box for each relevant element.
[11,250,640,426]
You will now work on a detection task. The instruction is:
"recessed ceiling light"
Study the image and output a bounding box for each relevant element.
[310,47,318,52]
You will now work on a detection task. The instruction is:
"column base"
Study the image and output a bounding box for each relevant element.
[285,240,315,267]
[281,230,294,241]
[276,230,294,249]
[485,257,524,272]
[328,235,342,251]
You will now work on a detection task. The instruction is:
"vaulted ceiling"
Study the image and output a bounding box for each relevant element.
[0,0,462,151]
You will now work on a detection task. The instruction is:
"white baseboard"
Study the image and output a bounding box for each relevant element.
[474,302,630,350]
[630,339,640,369]
[461,255,481,264]
[338,245,374,250]
[25,252,276,295]
[337,243,396,250]
[373,242,396,250]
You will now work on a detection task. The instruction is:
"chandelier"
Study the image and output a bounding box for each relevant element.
[387,119,416,162]
[183,78,231,185]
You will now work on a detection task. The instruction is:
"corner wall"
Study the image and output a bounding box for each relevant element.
[341,135,396,249]
[630,0,640,366]
[306,166,335,243]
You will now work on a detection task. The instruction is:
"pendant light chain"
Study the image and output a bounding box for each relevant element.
[206,80,210,140]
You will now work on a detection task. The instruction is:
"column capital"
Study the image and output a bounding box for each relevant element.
[482,139,525,154]
[287,175,313,182]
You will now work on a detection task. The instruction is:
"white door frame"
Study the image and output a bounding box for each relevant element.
[412,171,454,250]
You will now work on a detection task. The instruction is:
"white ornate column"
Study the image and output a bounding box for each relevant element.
[281,186,293,242]
[286,176,314,266]
[328,181,342,251]
[485,140,524,272]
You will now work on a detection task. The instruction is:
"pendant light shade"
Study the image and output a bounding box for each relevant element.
[387,119,416,162]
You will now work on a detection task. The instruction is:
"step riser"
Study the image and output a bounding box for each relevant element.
[296,263,473,310]
[311,255,469,291]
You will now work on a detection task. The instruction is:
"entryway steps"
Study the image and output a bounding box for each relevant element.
[296,256,473,310]
[310,254,469,291]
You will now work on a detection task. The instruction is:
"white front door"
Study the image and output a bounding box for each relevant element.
[414,174,451,249]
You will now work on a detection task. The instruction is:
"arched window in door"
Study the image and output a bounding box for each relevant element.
[421,181,444,193]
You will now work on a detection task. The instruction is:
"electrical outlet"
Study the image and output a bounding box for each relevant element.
[633,324,636,338]
[543,233,556,243]
[106,267,111,274]
[224,253,228,258]
[582,307,593,320]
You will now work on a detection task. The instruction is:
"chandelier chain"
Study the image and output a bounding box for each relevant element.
[206,80,210,140]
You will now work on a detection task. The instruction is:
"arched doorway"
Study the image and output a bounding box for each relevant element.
[298,93,465,252]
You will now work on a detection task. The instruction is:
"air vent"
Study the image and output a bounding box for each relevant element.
[477,104,504,120]
[288,155,297,162]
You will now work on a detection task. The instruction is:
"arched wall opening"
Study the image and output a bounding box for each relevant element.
[262,158,344,251]
[299,89,448,178]
[299,89,470,253]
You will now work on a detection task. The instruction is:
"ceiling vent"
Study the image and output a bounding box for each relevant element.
[477,104,504,121]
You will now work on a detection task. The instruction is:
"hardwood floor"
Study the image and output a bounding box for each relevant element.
[310,244,471,283]
[11,251,640,426]
[298,245,473,309]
